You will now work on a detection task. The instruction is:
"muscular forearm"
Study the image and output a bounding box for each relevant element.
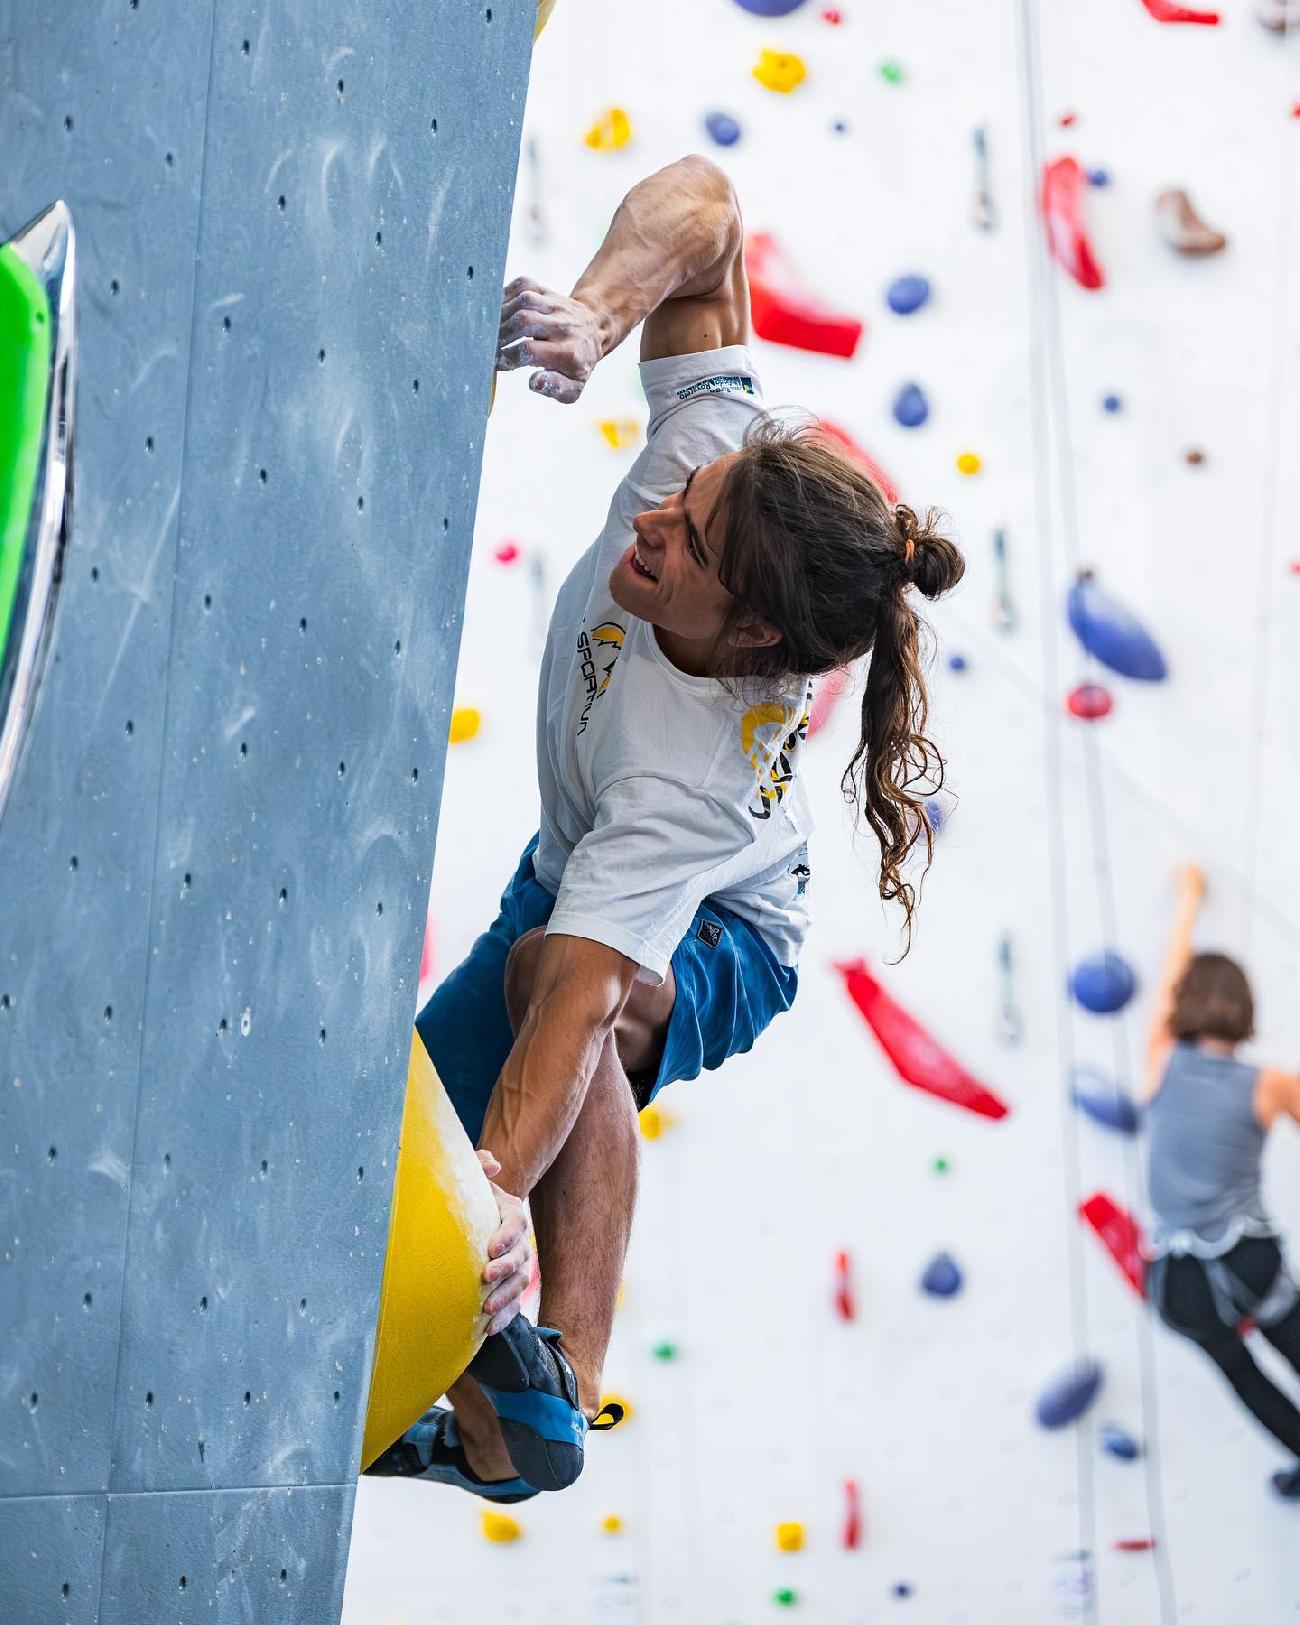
[479,981,619,1198]
[572,155,740,358]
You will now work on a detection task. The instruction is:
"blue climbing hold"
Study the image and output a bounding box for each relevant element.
[891,1582,914,1599]
[1102,393,1122,413]
[1069,951,1137,1015]
[1036,1358,1104,1430]
[1067,572,1168,682]
[1070,1067,1141,1135]
[948,653,968,674]
[921,1252,963,1298]
[922,796,948,836]
[1088,167,1110,187]
[704,111,742,148]
[1100,1422,1142,1462]
[831,118,849,135]
[892,381,929,429]
[733,0,808,13]
[885,273,931,316]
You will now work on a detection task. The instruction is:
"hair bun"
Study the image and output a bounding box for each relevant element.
[895,504,965,601]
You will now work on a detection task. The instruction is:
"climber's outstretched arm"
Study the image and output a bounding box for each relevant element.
[495,153,743,403]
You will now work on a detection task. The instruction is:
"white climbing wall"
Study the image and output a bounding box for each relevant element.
[344,1,1300,1620]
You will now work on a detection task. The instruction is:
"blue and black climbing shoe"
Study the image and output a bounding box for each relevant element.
[363,1404,537,1503]
[468,1319,624,1493]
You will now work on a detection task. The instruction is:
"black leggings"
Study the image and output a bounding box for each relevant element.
[1150,1237,1300,1458]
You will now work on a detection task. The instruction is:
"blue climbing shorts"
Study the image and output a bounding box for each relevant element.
[415,834,799,1145]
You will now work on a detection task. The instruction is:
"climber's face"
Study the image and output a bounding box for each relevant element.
[611,453,778,674]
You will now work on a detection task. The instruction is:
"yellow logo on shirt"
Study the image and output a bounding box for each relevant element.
[741,697,808,821]
[576,620,627,736]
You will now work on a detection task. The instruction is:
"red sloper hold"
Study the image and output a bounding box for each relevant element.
[835,959,1011,1120]
[744,232,865,360]
[816,419,901,504]
[1041,157,1106,291]
[1140,0,1219,22]
[1079,1192,1147,1298]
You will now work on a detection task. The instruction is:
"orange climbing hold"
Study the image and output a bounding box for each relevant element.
[1079,1191,1146,1298]
[835,959,1011,1121]
[745,234,864,360]
[1041,156,1105,290]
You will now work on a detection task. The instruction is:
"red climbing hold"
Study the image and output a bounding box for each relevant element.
[1139,0,1219,22]
[807,667,852,741]
[842,1479,863,1550]
[816,420,900,505]
[745,233,865,360]
[1079,1192,1146,1298]
[1041,157,1105,291]
[834,1250,856,1322]
[821,5,844,19]
[493,540,521,564]
[835,959,1011,1121]
[1059,111,1078,128]
[1066,682,1114,721]
[1115,1537,1157,1552]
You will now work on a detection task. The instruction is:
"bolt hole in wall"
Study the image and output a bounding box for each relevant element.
[342,0,1300,1621]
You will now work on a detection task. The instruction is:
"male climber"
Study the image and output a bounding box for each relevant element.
[367,155,962,1499]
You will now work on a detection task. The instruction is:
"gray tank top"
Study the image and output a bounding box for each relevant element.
[1146,1042,1270,1249]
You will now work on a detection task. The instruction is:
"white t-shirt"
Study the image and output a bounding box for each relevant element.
[533,345,814,986]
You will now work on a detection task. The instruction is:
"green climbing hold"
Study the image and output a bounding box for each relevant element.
[932,1156,950,1175]
[773,1588,798,1607]
[879,60,904,83]
[652,1341,678,1362]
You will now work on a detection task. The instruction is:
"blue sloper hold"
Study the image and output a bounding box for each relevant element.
[1069,951,1136,1015]
[892,381,929,429]
[1100,1422,1142,1461]
[1066,571,1168,681]
[920,1251,963,1297]
[1036,1358,1104,1430]
[704,111,741,148]
[734,0,808,13]
[886,273,931,315]
[1070,1067,1141,1135]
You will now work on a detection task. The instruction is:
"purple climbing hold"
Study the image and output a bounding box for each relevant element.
[921,1251,963,1298]
[1070,1067,1141,1134]
[892,381,929,429]
[704,111,742,148]
[1067,571,1168,681]
[1036,1358,1104,1430]
[886,273,932,315]
[1100,1422,1142,1461]
[1069,951,1137,1015]
[734,0,808,14]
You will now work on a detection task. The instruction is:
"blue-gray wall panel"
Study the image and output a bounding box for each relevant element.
[98,1485,353,1624]
[1,0,533,1613]
[0,1,214,1497]
[0,1495,107,1625]
[110,0,531,1495]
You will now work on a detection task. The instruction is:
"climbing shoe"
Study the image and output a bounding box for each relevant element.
[364,1404,537,1503]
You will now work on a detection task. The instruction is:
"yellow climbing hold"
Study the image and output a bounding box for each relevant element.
[584,107,633,152]
[601,1514,625,1535]
[638,1103,664,1140]
[449,706,481,745]
[753,49,807,94]
[481,1510,523,1544]
[360,1036,499,1469]
[775,1521,806,1553]
[597,1392,633,1428]
[598,417,641,450]
[534,0,557,40]
[956,451,982,476]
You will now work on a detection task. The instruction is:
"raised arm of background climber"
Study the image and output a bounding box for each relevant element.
[367,155,965,1507]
